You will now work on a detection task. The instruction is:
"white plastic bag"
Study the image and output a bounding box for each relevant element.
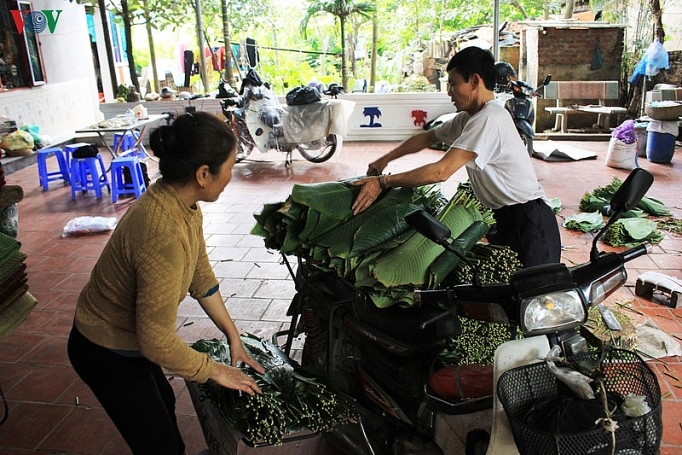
[605,137,637,169]
[62,216,117,237]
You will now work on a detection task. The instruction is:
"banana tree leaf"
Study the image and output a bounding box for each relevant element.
[280,218,304,254]
[427,221,489,288]
[372,204,483,288]
[278,199,305,222]
[353,250,384,288]
[349,203,421,257]
[297,209,320,243]
[291,182,359,220]
[310,188,417,256]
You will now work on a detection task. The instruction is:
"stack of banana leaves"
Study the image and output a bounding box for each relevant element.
[563,177,670,246]
[251,178,496,308]
[565,176,671,246]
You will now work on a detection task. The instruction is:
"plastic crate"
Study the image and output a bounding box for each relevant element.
[497,349,662,455]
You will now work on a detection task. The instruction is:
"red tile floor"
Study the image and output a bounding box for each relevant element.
[0,139,681,454]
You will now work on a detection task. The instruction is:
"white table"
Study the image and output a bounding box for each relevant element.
[75,114,168,160]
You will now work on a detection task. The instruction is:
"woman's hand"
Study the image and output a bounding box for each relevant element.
[210,362,262,396]
[230,342,265,375]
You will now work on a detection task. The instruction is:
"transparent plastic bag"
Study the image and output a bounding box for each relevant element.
[62,216,117,237]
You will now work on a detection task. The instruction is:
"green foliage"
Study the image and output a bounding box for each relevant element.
[191,336,355,445]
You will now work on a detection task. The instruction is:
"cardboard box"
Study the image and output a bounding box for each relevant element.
[186,381,336,455]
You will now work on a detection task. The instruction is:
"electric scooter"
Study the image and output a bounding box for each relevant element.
[276,168,662,455]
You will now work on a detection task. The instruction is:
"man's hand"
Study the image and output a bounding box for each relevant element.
[367,157,389,176]
[350,176,383,215]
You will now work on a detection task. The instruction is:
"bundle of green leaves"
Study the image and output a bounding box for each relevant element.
[191,335,355,446]
[571,176,671,244]
[251,179,496,307]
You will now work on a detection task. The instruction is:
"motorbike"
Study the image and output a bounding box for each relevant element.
[220,70,346,166]
[495,69,552,157]
[275,167,661,455]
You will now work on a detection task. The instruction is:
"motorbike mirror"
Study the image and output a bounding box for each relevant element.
[543,74,552,86]
[405,209,451,245]
[590,168,654,261]
[609,168,654,213]
[406,209,483,287]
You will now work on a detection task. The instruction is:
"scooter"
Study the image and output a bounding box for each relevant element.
[220,69,345,166]
[495,70,552,157]
[276,168,661,455]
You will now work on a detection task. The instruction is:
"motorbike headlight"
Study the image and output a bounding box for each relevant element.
[521,289,586,336]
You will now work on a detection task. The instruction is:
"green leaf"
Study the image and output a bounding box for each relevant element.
[291,181,359,220]
[562,211,605,233]
[349,203,420,257]
[372,203,483,288]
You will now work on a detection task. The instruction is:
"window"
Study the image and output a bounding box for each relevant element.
[0,0,47,89]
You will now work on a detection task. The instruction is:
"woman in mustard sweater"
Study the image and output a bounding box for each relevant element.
[68,112,264,454]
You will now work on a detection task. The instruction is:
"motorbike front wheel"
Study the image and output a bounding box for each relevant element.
[296,134,339,163]
[519,132,533,157]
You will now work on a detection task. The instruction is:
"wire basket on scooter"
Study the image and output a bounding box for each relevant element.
[497,348,661,455]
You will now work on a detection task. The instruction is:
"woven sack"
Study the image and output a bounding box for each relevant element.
[605,137,637,169]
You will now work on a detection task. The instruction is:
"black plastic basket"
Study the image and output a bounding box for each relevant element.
[497,349,662,455]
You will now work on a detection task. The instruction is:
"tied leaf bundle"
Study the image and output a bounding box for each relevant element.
[251,179,495,307]
[602,218,664,247]
[191,336,355,446]
[580,176,670,217]
[571,177,668,245]
[562,211,605,233]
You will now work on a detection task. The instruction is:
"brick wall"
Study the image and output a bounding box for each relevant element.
[522,25,626,132]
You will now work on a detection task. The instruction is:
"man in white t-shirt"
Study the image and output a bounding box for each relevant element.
[351,46,561,268]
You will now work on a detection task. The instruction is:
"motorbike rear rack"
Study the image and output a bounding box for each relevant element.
[272,254,364,361]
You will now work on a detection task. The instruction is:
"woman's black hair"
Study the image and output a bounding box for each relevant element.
[149,111,236,185]
[446,47,497,90]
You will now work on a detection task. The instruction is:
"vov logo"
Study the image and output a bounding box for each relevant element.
[10,9,63,34]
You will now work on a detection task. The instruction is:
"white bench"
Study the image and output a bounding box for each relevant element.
[544,81,627,133]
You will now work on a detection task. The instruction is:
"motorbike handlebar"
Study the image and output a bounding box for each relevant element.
[620,243,652,263]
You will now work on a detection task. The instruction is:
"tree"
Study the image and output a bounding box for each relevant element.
[301,0,376,91]
[120,0,140,90]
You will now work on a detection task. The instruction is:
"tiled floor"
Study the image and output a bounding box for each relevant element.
[0,139,681,454]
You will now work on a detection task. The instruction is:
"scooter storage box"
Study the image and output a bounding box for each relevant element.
[497,349,661,455]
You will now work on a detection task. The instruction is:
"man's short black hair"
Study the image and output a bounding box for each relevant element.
[446,47,496,90]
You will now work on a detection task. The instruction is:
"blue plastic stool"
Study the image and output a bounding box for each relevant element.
[69,155,110,199]
[114,130,147,159]
[110,155,147,203]
[64,142,92,171]
[36,147,70,191]
[113,132,135,154]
